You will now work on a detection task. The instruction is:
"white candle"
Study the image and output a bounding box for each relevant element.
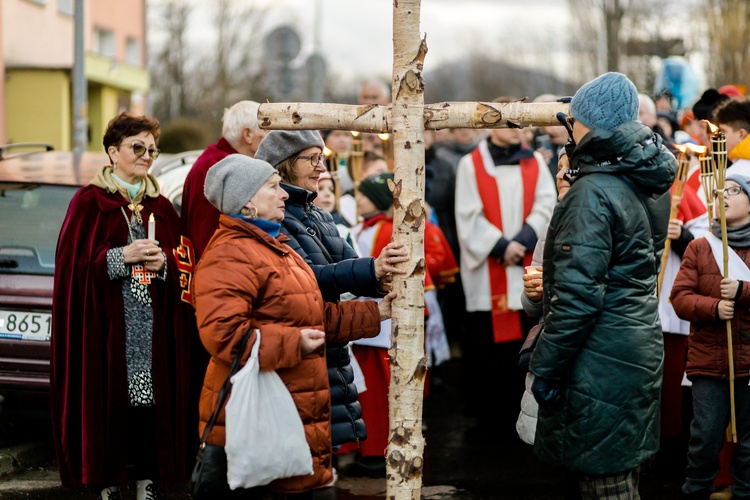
[148,213,156,241]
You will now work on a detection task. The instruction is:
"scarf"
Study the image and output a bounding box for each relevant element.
[486,140,535,166]
[360,213,389,231]
[711,220,750,247]
[230,215,281,238]
[112,175,143,201]
[729,134,750,162]
[89,165,161,204]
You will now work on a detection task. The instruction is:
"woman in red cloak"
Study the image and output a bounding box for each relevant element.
[51,113,190,500]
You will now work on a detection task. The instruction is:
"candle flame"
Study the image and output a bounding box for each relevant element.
[149,213,155,222]
[702,120,719,134]
[684,143,708,156]
[323,147,333,156]
[378,133,390,141]
[674,144,687,155]
[351,131,360,138]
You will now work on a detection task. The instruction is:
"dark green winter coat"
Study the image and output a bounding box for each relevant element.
[529,121,677,474]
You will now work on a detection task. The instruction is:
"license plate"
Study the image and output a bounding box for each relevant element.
[0,310,52,341]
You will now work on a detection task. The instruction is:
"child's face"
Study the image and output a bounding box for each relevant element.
[313,179,336,214]
[719,180,750,227]
[361,159,389,180]
[355,191,378,217]
[325,130,352,154]
[719,123,746,161]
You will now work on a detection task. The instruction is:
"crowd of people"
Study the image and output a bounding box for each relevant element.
[48,73,750,500]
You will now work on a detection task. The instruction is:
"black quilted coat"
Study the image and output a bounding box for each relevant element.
[280,182,382,447]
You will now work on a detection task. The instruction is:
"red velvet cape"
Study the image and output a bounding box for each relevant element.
[51,185,190,487]
[180,137,237,261]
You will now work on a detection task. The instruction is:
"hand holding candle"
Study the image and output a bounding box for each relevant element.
[523,265,543,301]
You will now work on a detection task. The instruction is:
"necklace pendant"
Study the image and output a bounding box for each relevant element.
[128,203,144,224]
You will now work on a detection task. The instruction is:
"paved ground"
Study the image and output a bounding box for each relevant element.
[0,359,685,499]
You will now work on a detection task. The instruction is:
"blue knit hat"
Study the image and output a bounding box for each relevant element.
[726,174,750,201]
[570,72,639,132]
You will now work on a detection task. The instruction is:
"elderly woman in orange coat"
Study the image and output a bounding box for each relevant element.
[192,154,396,498]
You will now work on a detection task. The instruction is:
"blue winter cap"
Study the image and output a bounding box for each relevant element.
[726,174,750,200]
[570,72,639,133]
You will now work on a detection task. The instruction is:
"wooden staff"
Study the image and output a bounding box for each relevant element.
[379,132,394,170]
[699,155,715,222]
[658,146,690,296]
[325,148,342,213]
[350,131,364,220]
[709,120,738,443]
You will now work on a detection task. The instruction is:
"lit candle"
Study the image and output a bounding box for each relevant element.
[148,213,156,241]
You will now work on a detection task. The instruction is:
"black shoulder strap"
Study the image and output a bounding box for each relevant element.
[198,328,254,446]
[306,226,335,264]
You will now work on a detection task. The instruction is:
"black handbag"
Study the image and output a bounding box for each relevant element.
[518,322,543,371]
[187,329,253,499]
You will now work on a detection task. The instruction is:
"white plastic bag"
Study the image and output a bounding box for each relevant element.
[225,330,313,489]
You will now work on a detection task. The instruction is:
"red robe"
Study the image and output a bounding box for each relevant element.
[180,137,238,261]
[51,185,190,488]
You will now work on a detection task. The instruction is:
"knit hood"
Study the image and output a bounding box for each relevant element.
[569,121,677,197]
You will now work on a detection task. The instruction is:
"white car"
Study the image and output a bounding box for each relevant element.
[149,149,203,215]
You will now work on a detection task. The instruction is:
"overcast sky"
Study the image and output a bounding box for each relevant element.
[182,0,571,86]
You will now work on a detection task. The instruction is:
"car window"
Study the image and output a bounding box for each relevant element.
[0,184,77,276]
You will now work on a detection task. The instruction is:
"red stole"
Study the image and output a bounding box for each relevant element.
[471,147,538,343]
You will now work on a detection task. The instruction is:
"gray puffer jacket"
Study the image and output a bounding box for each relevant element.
[530,121,676,474]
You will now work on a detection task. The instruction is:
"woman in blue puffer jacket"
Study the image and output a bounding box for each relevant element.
[255,129,408,453]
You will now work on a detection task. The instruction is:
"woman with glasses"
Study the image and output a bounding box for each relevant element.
[255,130,409,470]
[52,112,189,500]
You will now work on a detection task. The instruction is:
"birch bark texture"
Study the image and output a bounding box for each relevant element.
[257,2,570,497]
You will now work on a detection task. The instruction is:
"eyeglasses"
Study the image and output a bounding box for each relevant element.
[130,142,160,160]
[713,186,744,198]
[297,153,325,168]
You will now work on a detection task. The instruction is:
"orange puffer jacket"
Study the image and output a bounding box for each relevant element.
[193,215,380,494]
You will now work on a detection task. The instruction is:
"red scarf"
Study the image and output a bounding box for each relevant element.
[472,147,538,343]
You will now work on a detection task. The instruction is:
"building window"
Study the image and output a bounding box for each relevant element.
[58,0,72,15]
[93,27,116,59]
[125,37,140,66]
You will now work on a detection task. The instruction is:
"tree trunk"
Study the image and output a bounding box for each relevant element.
[387,0,427,498]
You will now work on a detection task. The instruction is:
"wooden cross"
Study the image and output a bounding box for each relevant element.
[259,1,568,498]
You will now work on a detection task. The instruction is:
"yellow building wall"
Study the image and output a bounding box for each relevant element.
[6,70,70,150]
[88,85,123,151]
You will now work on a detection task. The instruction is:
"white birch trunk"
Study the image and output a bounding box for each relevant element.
[387,1,426,498]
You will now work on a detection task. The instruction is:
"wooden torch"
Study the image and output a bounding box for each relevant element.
[657,144,690,296]
[324,147,342,213]
[350,131,364,220]
[706,119,738,443]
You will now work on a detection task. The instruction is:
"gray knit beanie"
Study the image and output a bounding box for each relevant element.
[254,130,325,167]
[726,174,750,201]
[204,154,277,215]
[570,72,639,133]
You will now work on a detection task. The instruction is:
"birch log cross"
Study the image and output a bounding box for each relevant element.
[258,1,568,498]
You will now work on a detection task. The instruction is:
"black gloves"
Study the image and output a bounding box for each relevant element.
[531,376,563,409]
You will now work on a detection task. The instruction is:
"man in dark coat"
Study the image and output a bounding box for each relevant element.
[530,72,677,497]
[180,100,267,261]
